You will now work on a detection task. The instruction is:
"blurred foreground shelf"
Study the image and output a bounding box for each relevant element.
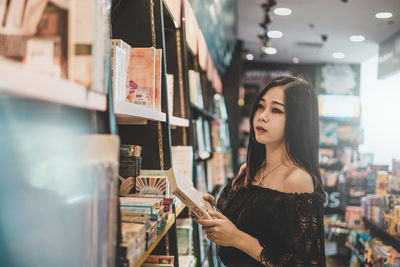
[0,58,107,111]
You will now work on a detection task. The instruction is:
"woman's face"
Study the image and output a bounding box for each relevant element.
[253,86,286,146]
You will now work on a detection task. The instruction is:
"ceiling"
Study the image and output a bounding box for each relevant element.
[238,0,400,64]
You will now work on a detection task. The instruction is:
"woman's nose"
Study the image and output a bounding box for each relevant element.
[260,109,270,121]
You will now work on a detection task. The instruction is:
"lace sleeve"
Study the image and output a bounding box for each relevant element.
[258,194,325,267]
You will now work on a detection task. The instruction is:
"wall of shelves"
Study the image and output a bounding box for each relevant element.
[0,0,233,266]
[111,0,232,266]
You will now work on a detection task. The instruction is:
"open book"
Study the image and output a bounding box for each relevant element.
[167,169,215,220]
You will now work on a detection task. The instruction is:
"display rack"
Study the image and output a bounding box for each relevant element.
[362,217,400,252]
[110,0,233,265]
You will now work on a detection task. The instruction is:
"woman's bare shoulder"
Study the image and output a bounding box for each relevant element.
[282,167,314,194]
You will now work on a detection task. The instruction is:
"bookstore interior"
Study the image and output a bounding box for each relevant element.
[1,0,400,266]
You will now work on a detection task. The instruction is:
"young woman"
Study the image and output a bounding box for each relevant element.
[195,76,326,266]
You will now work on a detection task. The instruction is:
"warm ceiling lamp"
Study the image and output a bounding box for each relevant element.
[267,30,283,38]
[273,8,292,16]
[375,12,393,19]
[350,35,365,42]
[262,47,277,55]
[332,52,345,59]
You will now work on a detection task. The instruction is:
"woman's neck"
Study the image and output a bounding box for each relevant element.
[264,142,288,170]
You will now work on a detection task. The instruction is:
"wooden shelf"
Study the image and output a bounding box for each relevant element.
[134,202,186,267]
[0,58,107,111]
[114,101,167,124]
[170,116,189,127]
[176,200,186,215]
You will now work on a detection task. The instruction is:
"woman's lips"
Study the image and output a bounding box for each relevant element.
[256,126,267,133]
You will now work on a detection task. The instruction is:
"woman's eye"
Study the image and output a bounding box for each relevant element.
[256,104,264,109]
[272,108,283,114]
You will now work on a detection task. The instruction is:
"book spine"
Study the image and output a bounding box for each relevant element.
[155,49,162,112]
[174,189,211,220]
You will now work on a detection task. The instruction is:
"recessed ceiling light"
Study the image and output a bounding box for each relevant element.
[375,12,393,19]
[350,35,365,42]
[267,30,283,38]
[332,52,345,59]
[246,53,254,61]
[292,57,299,64]
[274,8,292,16]
[262,47,277,55]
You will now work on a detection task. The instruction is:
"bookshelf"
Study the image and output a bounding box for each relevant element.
[362,217,400,252]
[132,202,186,267]
[0,58,107,111]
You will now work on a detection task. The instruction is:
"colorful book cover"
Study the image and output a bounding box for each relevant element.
[127,47,156,109]
[135,176,168,195]
[120,144,142,157]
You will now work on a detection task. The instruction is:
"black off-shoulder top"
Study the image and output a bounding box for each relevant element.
[216,180,326,267]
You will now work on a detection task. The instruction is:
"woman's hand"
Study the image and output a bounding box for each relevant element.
[195,211,241,247]
[119,176,135,196]
[202,193,216,207]
[239,163,247,175]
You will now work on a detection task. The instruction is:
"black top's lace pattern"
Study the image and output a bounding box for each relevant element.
[216,181,326,267]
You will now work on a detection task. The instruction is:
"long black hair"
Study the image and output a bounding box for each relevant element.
[233,76,324,196]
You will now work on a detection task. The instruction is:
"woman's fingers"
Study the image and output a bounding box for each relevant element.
[239,163,247,175]
[202,193,216,205]
[208,210,226,219]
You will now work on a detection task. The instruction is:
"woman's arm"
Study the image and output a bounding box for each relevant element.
[195,211,263,262]
[233,229,263,262]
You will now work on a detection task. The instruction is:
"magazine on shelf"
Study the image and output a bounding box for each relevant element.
[127,47,156,108]
[167,168,215,220]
